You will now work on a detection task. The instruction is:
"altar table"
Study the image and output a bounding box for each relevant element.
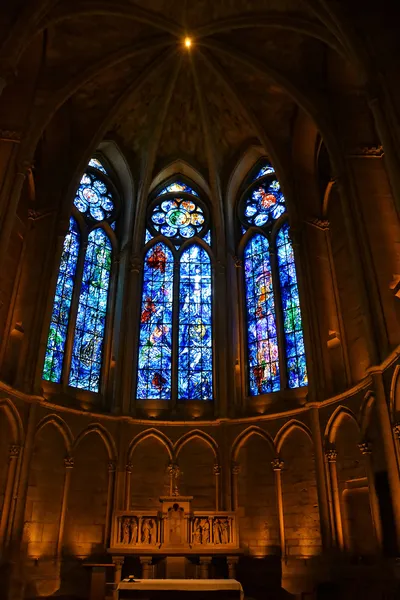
[118,578,244,600]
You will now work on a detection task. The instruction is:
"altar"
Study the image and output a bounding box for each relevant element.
[118,579,244,599]
[108,494,241,580]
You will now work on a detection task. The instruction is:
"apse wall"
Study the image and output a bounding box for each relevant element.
[1,359,400,598]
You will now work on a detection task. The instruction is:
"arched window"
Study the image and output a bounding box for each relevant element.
[239,160,307,395]
[137,178,213,401]
[42,156,119,393]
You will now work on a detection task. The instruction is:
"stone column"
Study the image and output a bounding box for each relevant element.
[272,458,285,558]
[231,462,240,511]
[227,555,239,579]
[358,441,383,552]
[112,556,124,600]
[326,448,344,550]
[56,456,74,557]
[199,556,212,579]
[0,160,32,273]
[125,463,132,510]
[371,371,400,550]
[309,406,332,549]
[105,461,116,547]
[0,445,20,548]
[9,402,37,550]
[214,463,221,511]
[394,424,400,470]
[140,556,152,579]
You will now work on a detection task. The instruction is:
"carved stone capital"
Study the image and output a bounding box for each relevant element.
[213,463,221,476]
[9,444,21,458]
[231,461,240,475]
[325,448,337,463]
[16,159,33,177]
[394,423,400,440]
[126,462,133,473]
[108,460,117,472]
[271,458,284,471]
[347,144,384,158]
[306,217,330,231]
[232,255,243,269]
[0,129,21,143]
[113,556,125,568]
[64,456,74,469]
[358,441,372,455]
[130,257,142,274]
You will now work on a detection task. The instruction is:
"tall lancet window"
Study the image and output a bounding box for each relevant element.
[43,156,119,392]
[239,160,307,395]
[137,178,213,401]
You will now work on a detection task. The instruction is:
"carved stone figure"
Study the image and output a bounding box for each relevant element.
[142,518,154,544]
[192,518,202,544]
[221,519,230,544]
[122,518,131,544]
[213,518,222,544]
[201,518,210,544]
[130,517,138,544]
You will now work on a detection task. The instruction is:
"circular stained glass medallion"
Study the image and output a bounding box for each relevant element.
[240,176,286,230]
[74,170,115,222]
[148,192,208,242]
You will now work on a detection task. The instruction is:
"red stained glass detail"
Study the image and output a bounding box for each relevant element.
[259,190,277,209]
[152,372,167,390]
[147,246,167,273]
[141,297,156,323]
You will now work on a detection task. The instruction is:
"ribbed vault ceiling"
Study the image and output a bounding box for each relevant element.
[2,0,356,178]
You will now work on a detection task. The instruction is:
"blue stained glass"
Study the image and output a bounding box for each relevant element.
[203,230,211,246]
[74,170,115,222]
[137,243,174,399]
[178,245,213,400]
[89,157,107,174]
[43,217,80,383]
[253,162,275,180]
[242,179,286,230]
[150,196,205,240]
[276,223,307,388]
[68,229,112,392]
[145,229,153,244]
[244,234,280,395]
[159,181,198,196]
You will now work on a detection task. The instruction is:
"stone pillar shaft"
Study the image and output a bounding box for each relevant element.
[272,459,285,557]
[326,449,344,550]
[105,462,116,547]
[56,457,74,556]
[358,442,383,552]
[0,446,20,549]
[309,406,332,548]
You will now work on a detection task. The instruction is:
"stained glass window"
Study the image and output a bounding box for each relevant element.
[137,243,174,399]
[89,157,107,174]
[137,178,213,402]
[74,171,115,222]
[43,154,118,394]
[276,224,307,388]
[159,181,198,196]
[68,229,112,392]
[240,160,307,395]
[244,234,280,394]
[178,245,213,400]
[43,217,80,383]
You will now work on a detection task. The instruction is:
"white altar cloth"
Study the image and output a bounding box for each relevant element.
[118,579,243,599]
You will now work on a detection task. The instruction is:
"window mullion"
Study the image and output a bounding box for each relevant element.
[61,234,87,388]
[170,256,180,408]
[270,242,288,390]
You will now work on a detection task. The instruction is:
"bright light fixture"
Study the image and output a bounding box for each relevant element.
[184,37,192,48]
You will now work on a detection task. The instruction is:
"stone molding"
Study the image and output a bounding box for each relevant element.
[347,144,384,158]
[325,448,337,463]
